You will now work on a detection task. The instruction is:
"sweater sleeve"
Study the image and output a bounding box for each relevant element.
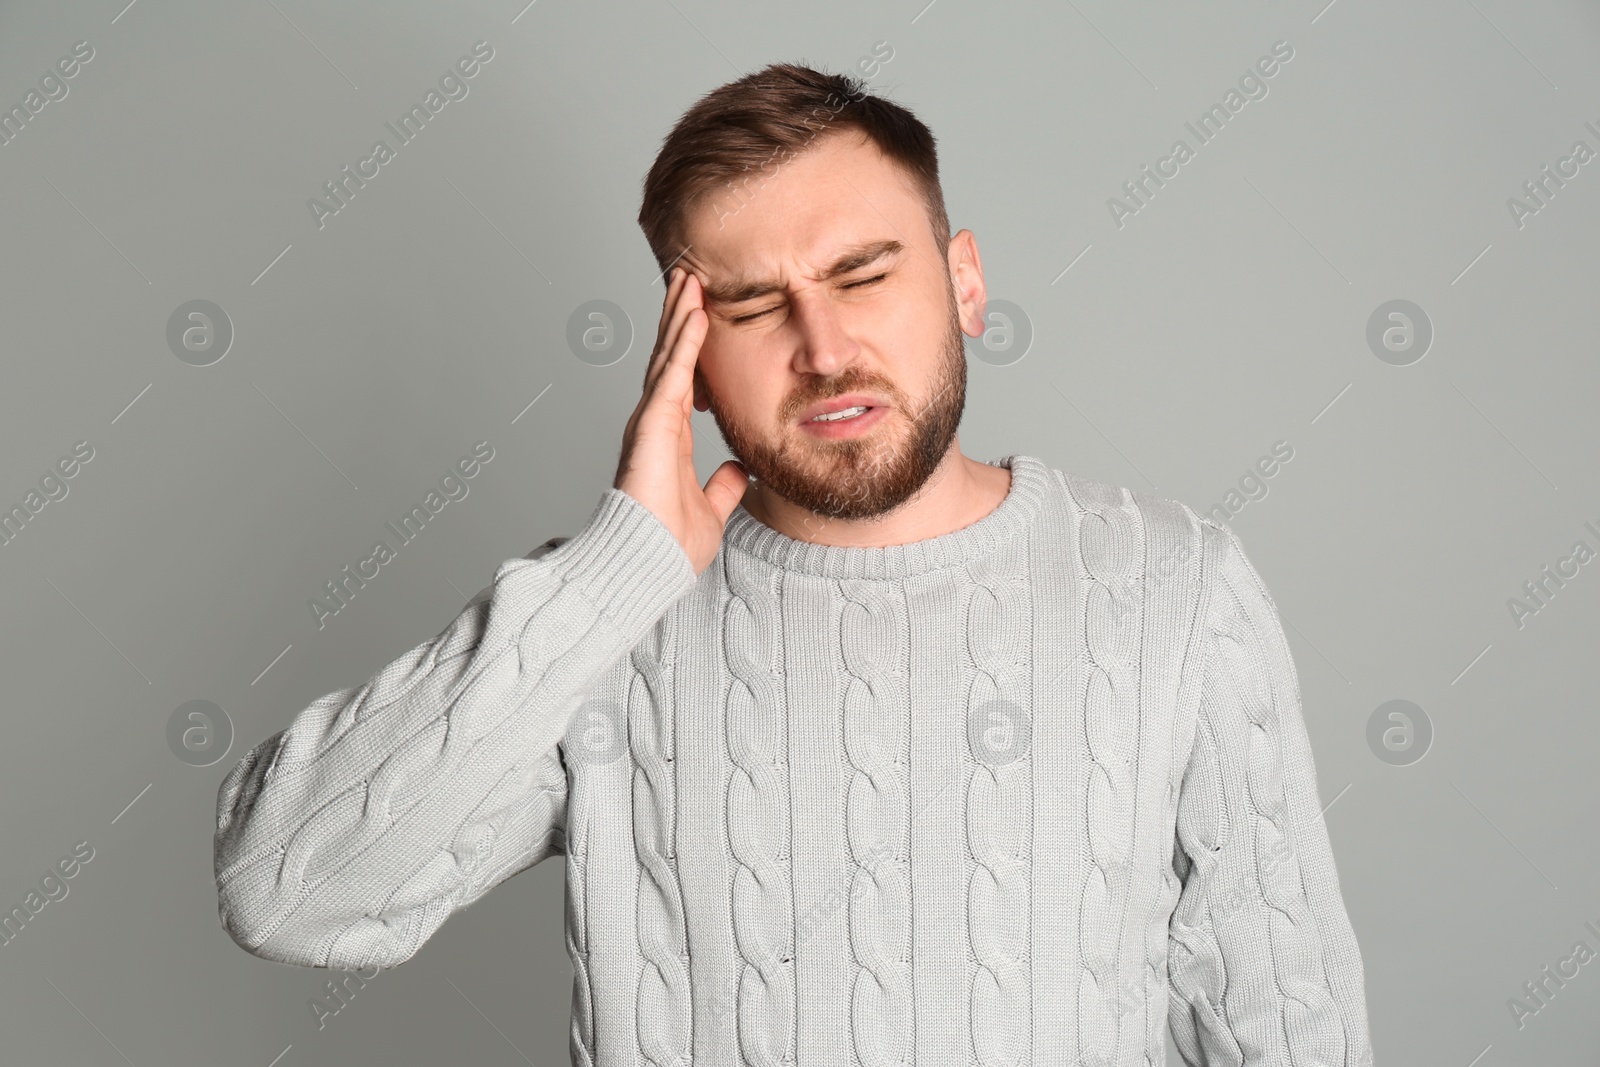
[1166,517,1375,1066]
[213,487,696,971]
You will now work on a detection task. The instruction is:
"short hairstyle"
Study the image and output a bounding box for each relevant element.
[637,62,952,278]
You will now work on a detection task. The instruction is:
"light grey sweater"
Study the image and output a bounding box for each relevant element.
[214,452,1375,1066]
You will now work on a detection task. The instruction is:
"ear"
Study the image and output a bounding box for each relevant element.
[946,229,987,338]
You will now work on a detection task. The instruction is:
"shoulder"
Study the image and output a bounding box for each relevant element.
[1043,463,1214,584]
[523,536,571,561]
[1038,461,1276,624]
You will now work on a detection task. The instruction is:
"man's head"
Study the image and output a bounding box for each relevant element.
[637,63,987,523]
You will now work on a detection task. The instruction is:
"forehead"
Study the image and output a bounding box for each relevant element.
[679,131,930,286]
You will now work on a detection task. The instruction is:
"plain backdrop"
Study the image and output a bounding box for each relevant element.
[1,0,1598,1063]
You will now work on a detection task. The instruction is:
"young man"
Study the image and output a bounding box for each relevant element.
[215,63,1375,1065]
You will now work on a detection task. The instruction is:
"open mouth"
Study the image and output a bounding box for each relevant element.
[807,405,873,423]
[799,404,887,437]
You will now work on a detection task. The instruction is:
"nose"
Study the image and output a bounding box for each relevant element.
[787,287,861,377]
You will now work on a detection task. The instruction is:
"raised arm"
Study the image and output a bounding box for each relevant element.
[1167,517,1375,1066]
[213,489,695,970]
[216,261,747,972]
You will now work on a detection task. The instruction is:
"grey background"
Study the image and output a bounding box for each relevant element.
[1,0,1596,1062]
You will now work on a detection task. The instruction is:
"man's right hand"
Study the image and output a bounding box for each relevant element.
[614,266,750,577]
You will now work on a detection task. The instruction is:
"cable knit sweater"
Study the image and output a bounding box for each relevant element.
[213,452,1374,1066]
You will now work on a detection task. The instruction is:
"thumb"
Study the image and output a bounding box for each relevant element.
[702,460,750,526]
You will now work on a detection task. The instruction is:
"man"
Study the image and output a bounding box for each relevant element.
[215,63,1375,1065]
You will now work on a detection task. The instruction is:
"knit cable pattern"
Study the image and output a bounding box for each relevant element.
[722,551,794,1066]
[837,577,912,1066]
[962,551,1033,1067]
[212,461,1374,1065]
[567,748,596,1067]
[1127,492,1211,1067]
[1065,472,1142,1067]
[214,484,699,976]
[1169,516,1372,1066]
[213,554,576,970]
[630,615,693,1066]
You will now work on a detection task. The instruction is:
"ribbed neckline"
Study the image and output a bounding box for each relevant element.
[721,453,1049,580]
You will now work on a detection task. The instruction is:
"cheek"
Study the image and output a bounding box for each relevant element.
[698,343,766,415]
[869,284,946,354]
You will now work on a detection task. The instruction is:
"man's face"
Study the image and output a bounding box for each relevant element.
[678,130,983,523]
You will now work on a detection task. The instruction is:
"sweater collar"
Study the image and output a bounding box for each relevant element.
[720,453,1049,579]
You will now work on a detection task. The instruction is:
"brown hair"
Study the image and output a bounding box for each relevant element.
[637,62,951,277]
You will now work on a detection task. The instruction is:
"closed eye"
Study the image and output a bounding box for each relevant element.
[727,273,889,324]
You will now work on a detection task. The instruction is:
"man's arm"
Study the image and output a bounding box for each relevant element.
[213,488,695,971]
[1167,516,1375,1066]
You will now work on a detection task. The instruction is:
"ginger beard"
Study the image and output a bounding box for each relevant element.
[697,282,968,523]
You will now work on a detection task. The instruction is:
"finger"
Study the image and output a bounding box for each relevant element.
[656,266,685,339]
[645,281,705,404]
[654,268,689,359]
[638,309,705,435]
[662,273,703,360]
[643,268,688,391]
[644,273,699,398]
[679,399,696,463]
[657,307,706,401]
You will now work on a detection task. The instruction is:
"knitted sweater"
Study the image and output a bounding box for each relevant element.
[213,452,1375,1066]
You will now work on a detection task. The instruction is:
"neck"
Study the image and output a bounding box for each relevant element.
[737,440,1013,548]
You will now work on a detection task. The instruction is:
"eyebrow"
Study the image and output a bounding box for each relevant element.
[699,239,904,306]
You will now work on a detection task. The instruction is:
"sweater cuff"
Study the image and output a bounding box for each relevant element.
[540,487,697,639]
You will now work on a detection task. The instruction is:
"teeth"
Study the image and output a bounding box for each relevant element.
[810,405,869,422]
